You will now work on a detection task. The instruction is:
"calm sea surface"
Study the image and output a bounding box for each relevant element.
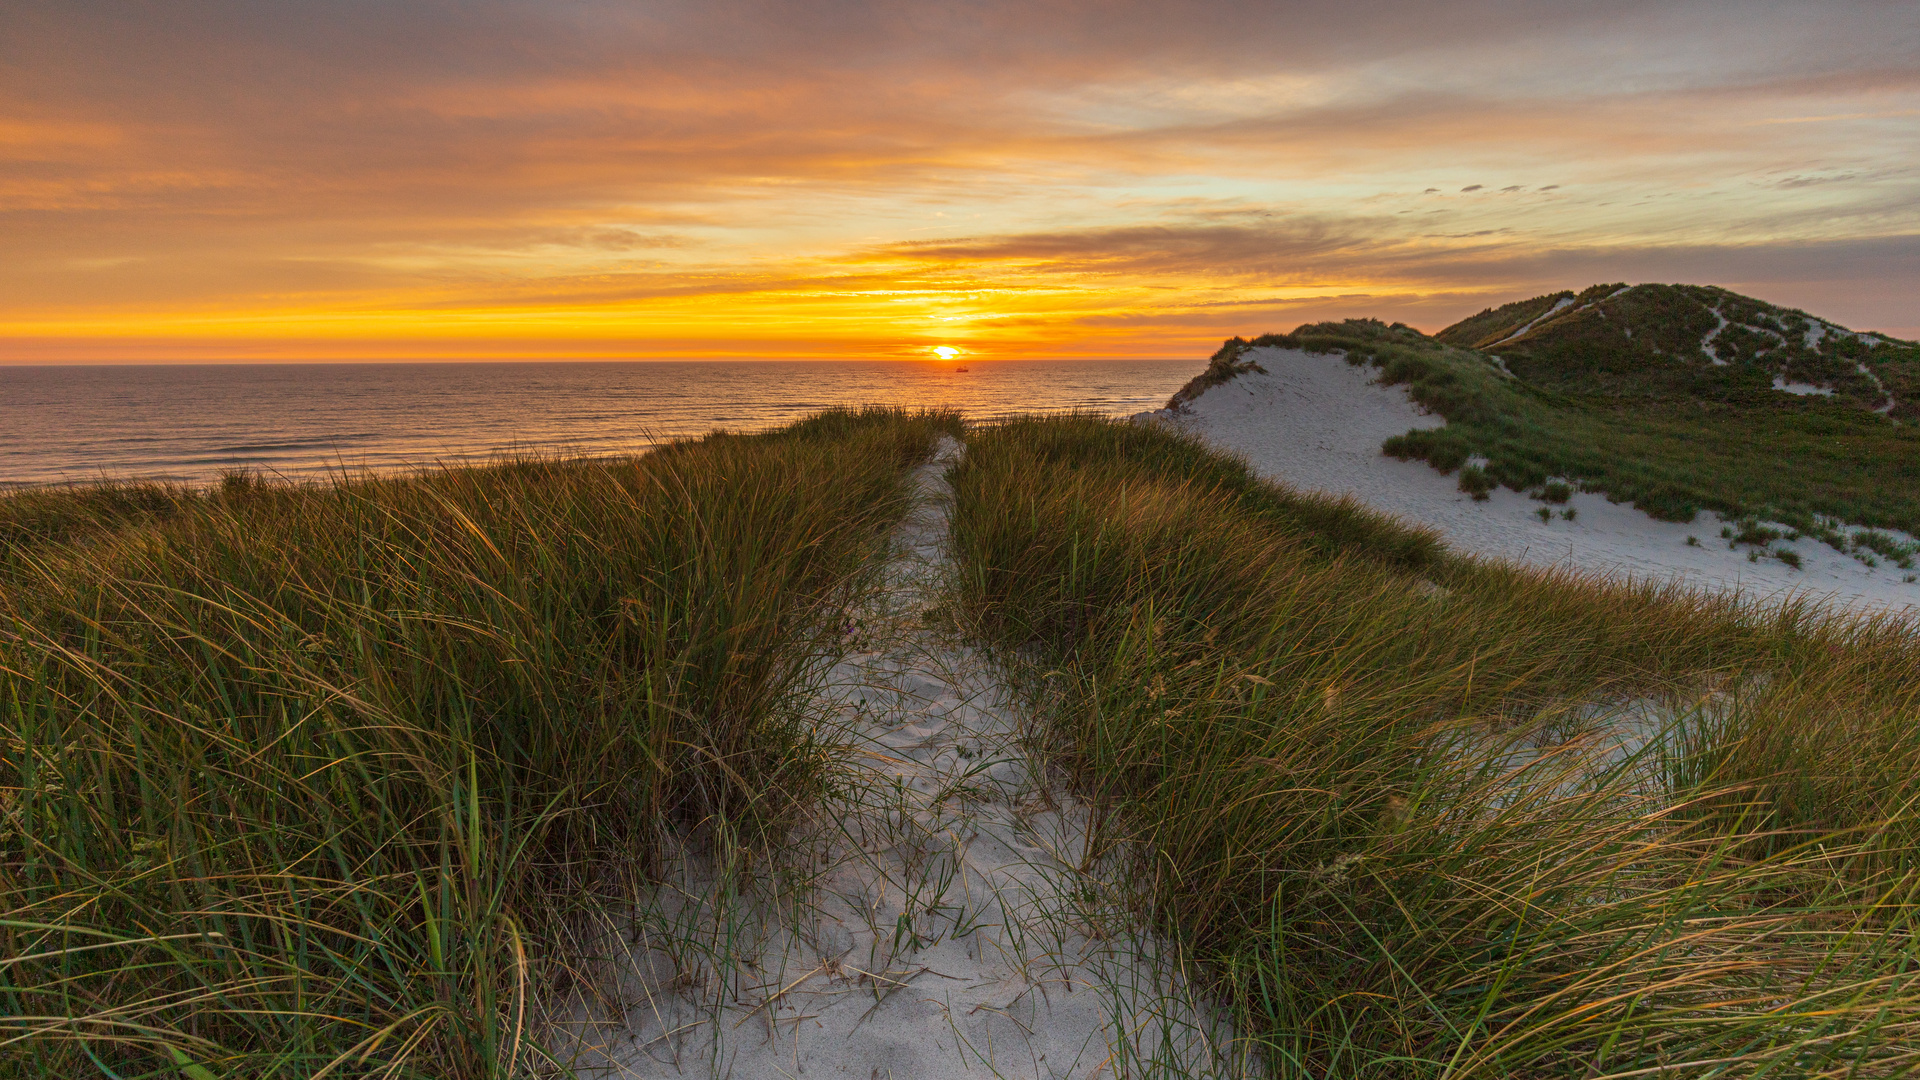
[0,359,1196,486]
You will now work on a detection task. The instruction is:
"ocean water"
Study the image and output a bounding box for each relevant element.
[0,359,1196,486]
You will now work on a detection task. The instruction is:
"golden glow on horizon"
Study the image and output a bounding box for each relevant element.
[0,260,1452,361]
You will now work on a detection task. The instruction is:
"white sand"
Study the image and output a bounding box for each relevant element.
[563,436,1240,1078]
[1156,347,1920,620]
[1773,377,1834,396]
[1701,307,1731,364]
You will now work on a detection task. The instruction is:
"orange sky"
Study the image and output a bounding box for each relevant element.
[4,0,1917,362]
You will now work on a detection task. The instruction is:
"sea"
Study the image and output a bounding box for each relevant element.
[0,359,1196,487]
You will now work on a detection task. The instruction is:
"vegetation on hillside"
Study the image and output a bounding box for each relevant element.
[1429,289,1574,352]
[1185,292,1920,537]
[1167,338,1271,409]
[1437,282,1919,419]
[0,408,958,1078]
[953,414,1920,1078]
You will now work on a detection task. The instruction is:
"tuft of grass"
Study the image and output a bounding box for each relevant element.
[0,407,960,1078]
[1169,338,1271,408]
[953,414,1920,1079]
[1854,529,1919,563]
[1538,480,1572,504]
[1457,465,1494,500]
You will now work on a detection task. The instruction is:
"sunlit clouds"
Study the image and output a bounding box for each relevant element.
[3,0,1916,361]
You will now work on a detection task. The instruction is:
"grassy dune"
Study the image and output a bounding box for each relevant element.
[1206,317,1920,539]
[952,415,1920,1078]
[1437,283,1920,421]
[0,408,958,1078]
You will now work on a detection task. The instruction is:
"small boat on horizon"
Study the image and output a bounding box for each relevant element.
[954,366,968,372]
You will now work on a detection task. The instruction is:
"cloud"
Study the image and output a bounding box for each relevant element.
[1774,173,1859,188]
[2,0,1917,358]
[866,217,1402,276]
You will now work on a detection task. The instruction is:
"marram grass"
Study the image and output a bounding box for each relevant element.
[951,414,1920,1078]
[0,408,959,1079]
[12,405,1920,1079]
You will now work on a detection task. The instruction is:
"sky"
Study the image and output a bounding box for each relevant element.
[3,0,1917,362]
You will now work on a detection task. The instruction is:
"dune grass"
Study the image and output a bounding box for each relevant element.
[951,414,1920,1077]
[12,403,1918,1078]
[0,407,960,1079]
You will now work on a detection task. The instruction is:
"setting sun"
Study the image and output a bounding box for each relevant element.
[932,346,961,361]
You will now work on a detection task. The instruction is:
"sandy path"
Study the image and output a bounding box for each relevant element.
[1153,347,1920,618]
[566,436,1237,1078]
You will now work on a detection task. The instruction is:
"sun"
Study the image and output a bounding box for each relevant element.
[931,345,960,360]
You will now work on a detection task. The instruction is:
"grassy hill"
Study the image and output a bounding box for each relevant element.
[1191,286,1920,554]
[1437,282,1919,419]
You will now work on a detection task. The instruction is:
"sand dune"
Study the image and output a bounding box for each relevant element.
[1153,346,1920,618]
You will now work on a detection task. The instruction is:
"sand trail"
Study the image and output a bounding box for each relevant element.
[564,435,1237,1079]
